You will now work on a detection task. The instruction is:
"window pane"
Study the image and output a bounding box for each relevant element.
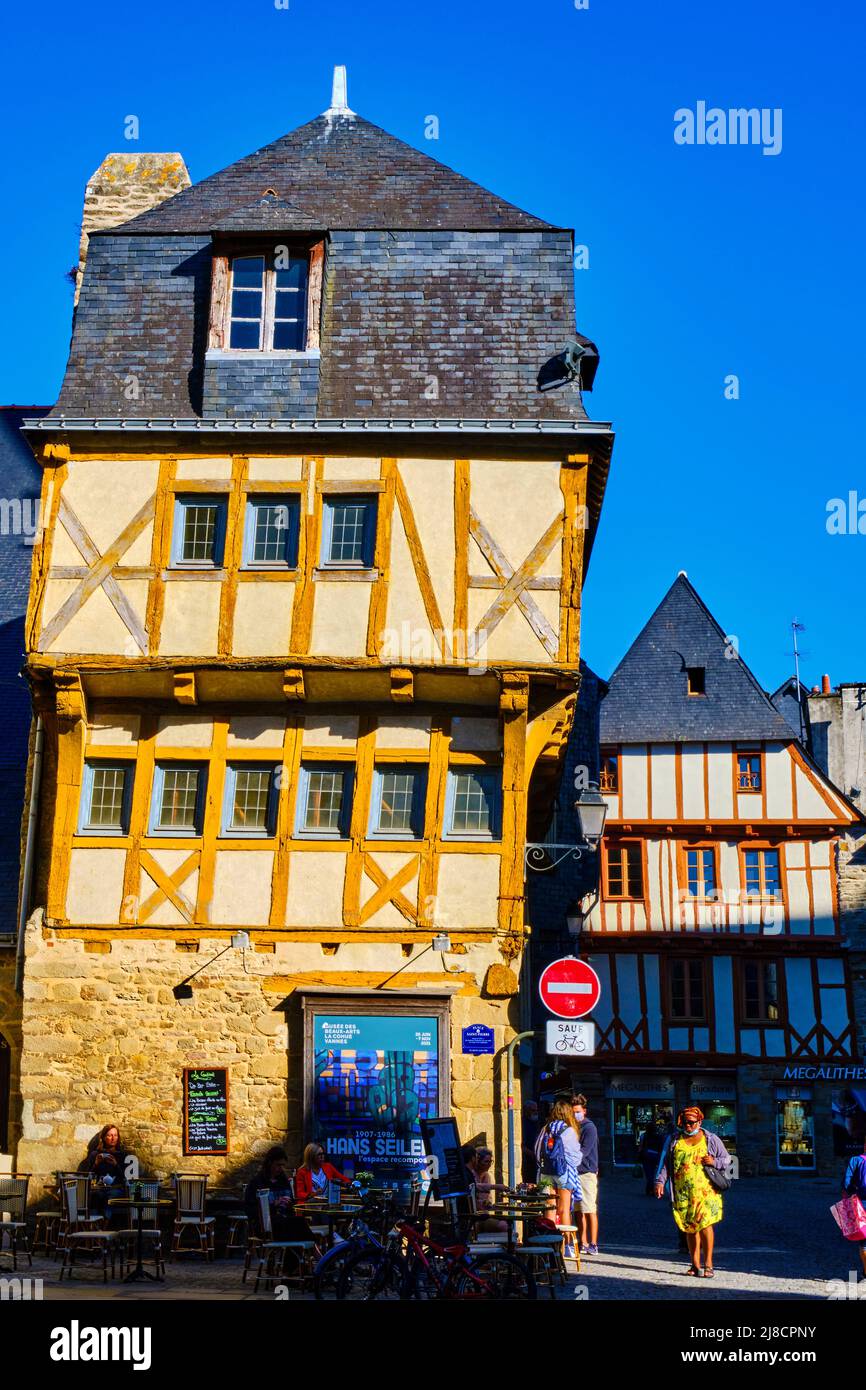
[181,503,219,563]
[762,851,781,898]
[450,771,495,834]
[625,843,643,897]
[232,256,265,288]
[251,501,295,564]
[689,966,705,1018]
[670,961,686,1017]
[764,963,780,1019]
[230,768,272,831]
[231,289,263,319]
[303,770,345,832]
[88,766,126,829]
[158,768,200,830]
[686,850,700,897]
[275,258,307,290]
[327,500,369,565]
[229,320,261,350]
[272,317,305,351]
[744,850,761,895]
[606,853,624,895]
[377,769,421,833]
[702,850,716,893]
[738,754,760,790]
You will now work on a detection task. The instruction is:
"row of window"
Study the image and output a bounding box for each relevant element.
[668,958,782,1025]
[604,842,782,902]
[599,748,764,795]
[172,493,377,571]
[79,760,502,841]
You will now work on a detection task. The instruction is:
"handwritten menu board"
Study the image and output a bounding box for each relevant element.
[183,1068,229,1155]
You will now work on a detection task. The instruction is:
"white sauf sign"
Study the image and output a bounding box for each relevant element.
[546,1020,596,1057]
[49,1321,152,1372]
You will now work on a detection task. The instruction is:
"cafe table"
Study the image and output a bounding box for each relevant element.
[108,1196,174,1283]
[294,1201,363,1249]
[473,1203,548,1256]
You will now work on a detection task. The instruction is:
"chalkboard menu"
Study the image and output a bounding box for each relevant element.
[183,1068,229,1155]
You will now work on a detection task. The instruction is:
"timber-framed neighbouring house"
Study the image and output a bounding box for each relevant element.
[8,72,614,1191]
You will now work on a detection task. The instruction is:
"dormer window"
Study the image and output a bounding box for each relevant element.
[229,253,307,350]
[208,241,324,354]
[686,666,706,696]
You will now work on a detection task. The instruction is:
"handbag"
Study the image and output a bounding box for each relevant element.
[830,1195,866,1241]
[706,1164,731,1192]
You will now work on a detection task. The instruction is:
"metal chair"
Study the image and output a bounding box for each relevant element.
[116,1181,165,1278]
[55,1173,104,1256]
[0,1175,32,1271]
[58,1182,121,1283]
[225,1211,249,1258]
[170,1174,215,1260]
[252,1190,319,1294]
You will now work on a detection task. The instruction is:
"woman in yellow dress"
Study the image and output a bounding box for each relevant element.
[655,1106,731,1279]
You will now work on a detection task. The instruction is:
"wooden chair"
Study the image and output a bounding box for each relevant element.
[170,1174,215,1260]
[252,1190,319,1294]
[465,1188,507,1256]
[58,1182,121,1283]
[116,1181,165,1278]
[0,1176,32,1271]
[556,1221,581,1271]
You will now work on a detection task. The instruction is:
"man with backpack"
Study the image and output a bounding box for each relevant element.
[534,1097,583,1257]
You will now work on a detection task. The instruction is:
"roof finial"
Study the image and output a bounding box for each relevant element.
[325,65,355,118]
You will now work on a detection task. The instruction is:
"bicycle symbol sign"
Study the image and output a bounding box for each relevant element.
[545,1020,596,1057]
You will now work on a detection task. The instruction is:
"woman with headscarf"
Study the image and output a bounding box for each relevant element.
[654,1106,731,1279]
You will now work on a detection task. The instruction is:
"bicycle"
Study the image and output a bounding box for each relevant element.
[312,1194,397,1299]
[336,1218,536,1301]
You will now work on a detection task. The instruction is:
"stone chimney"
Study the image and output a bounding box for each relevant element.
[75,152,191,304]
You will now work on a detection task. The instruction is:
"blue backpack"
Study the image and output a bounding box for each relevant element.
[535,1120,569,1181]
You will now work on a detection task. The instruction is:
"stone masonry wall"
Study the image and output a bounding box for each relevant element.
[14,912,520,1199]
[0,947,22,1154]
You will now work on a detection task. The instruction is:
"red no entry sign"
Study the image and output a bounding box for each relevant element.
[538,956,602,1020]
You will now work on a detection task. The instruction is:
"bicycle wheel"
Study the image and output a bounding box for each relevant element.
[336,1248,408,1301]
[314,1241,363,1300]
[456,1252,537,1301]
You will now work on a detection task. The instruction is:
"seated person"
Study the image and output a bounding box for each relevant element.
[466,1146,509,1232]
[244,1147,297,1239]
[79,1124,132,1213]
[293,1143,353,1203]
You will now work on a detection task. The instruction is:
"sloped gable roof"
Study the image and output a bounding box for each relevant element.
[600,574,796,742]
[113,113,553,235]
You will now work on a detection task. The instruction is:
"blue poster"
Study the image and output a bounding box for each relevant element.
[312,1014,439,1187]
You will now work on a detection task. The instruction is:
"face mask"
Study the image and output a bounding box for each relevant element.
[574,1110,586,1122]
[683,1125,700,1136]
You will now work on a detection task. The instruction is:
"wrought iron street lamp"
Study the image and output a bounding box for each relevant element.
[524,781,609,874]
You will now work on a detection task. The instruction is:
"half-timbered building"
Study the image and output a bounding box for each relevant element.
[533,575,862,1177]
[11,72,613,1191]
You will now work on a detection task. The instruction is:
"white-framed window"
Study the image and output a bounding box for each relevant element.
[296,764,353,838]
[228,252,308,352]
[79,761,134,835]
[222,764,279,837]
[444,768,501,840]
[149,763,207,836]
[243,495,300,569]
[320,496,377,569]
[171,495,227,568]
[369,765,426,838]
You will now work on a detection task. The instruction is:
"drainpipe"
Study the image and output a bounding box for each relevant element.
[506,1030,535,1190]
[14,717,44,993]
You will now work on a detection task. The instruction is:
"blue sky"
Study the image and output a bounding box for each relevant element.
[2,0,863,689]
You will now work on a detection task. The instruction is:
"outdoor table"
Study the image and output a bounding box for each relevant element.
[295,1201,362,1249]
[108,1197,173,1283]
[479,1204,547,1255]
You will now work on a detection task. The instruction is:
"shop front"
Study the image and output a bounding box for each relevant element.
[606,1074,676,1167]
[689,1075,738,1154]
[775,1084,816,1170]
[301,995,450,1195]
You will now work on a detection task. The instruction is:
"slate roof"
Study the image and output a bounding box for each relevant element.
[0,408,45,933]
[113,113,554,234]
[599,574,797,743]
[46,104,599,425]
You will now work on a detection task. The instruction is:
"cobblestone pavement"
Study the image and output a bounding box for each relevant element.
[7,1174,861,1301]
